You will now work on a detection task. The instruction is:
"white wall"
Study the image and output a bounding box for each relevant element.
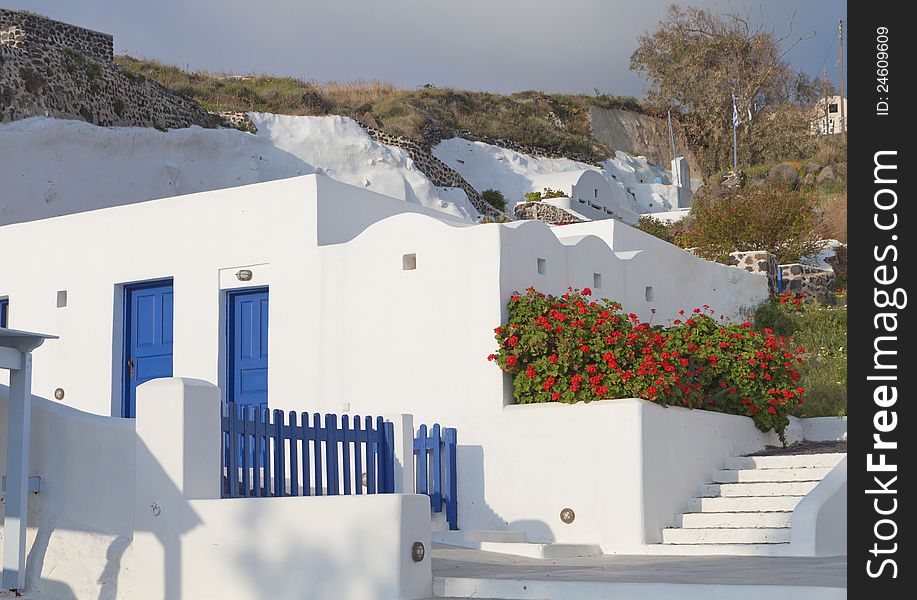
[1,387,135,598]
[396,399,777,553]
[131,378,432,600]
[1,378,432,598]
[531,170,639,224]
[791,457,847,556]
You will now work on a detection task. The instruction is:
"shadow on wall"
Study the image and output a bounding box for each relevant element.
[0,385,195,599]
[457,444,555,543]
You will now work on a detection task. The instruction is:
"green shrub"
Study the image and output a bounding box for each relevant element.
[541,187,566,199]
[489,288,806,441]
[637,216,674,243]
[113,98,126,117]
[688,187,821,263]
[524,191,543,203]
[481,189,507,212]
[753,292,846,417]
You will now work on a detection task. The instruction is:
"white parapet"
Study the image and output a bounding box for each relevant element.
[131,377,433,600]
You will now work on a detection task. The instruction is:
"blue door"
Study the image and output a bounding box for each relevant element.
[123,280,174,418]
[0,298,8,328]
[227,288,269,410]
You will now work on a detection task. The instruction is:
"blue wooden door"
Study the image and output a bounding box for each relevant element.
[123,280,174,418]
[227,288,269,410]
[0,298,8,328]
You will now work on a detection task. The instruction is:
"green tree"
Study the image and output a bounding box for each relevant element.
[630,5,820,175]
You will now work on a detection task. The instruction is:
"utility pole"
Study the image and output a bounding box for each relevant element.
[838,19,846,134]
[823,67,830,134]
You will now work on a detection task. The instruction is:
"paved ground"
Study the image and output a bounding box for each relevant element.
[432,547,847,588]
[751,440,847,456]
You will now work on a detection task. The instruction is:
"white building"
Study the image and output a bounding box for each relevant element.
[0,174,766,422]
[813,95,848,135]
[2,174,844,597]
[527,170,640,224]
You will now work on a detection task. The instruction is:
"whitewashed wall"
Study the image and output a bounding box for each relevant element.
[0,174,768,420]
[1,378,432,598]
[0,388,135,598]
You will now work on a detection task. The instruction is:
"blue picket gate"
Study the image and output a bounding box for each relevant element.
[221,403,395,499]
[414,424,458,530]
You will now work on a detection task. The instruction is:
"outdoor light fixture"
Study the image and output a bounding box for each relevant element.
[235,269,253,282]
[411,542,425,562]
[560,507,575,524]
[53,388,64,400]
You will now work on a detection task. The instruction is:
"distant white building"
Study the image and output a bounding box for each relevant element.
[527,170,639,224]
[813,95,848,135]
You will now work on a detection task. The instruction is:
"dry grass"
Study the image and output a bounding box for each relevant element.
[113,54,639,161]
[814,192,847,243]
[812,135,846,166]
[321,80,402,109]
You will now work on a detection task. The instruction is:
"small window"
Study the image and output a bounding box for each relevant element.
[56,290,68,308]
[593,188,598,199]
[0,298,8,328]
[402,253,417,271]
[537,258,547,275]
[645,286,655,302]
[593,273,603,289]
[828,103,838,113]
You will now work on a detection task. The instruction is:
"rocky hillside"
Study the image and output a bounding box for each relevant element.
[114,55,691,169]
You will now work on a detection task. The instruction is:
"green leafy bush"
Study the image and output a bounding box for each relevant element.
[482,189,506,212]
[636,216,674,243]
[688,187,821,263]
[488,287,806,441]
[541,187,566,199]
[525,191,543,203]
[754,292,846,417]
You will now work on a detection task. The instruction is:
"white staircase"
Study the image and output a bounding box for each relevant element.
[648,452,845,556]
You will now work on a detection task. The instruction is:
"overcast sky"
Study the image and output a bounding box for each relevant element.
[8,0,846,96]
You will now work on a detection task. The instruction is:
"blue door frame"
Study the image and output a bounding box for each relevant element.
[226,287,269,410]
[122,279,174,418]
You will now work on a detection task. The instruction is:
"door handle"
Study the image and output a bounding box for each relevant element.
[127,358,135,378]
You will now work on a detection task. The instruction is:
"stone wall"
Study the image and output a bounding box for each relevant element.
[728,251,779,294]
[727,250,838,304]
[1,9,112,62]
[1,10,220,129]
[358,123,508,220]
[513,201,585,225]
[780,263,837,305]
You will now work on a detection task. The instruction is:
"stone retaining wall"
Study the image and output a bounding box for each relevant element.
[358,123,508,220]
[1,10,219,129]
[780,263,836,304]
[728,250,779,294]
[727,250,838,304]
[1,9,112,62]
[513,201,585,225]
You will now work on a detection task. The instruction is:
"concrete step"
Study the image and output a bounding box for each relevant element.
[701,480,818,497]
[433,530,528,544]
[724,453,845,471]
[686,495,803,513]
[662,527,791,545]
[679,511,793,529]
[711,467,832,483]
[645,542,793,556]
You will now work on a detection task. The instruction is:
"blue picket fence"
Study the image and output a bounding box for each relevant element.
[221,403,395,499]
[414,424,458,530]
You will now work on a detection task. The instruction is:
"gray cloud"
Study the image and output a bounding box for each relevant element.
[5,0,846,95]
